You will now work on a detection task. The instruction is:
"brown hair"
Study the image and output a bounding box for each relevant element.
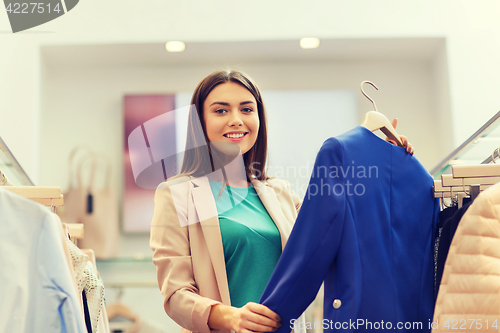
[180,69,269,181]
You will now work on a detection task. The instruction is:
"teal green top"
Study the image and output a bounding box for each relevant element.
[208,180,282,308]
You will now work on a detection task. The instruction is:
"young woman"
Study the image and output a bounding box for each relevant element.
[150,70,413,333]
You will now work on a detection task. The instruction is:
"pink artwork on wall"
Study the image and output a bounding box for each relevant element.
[123,95,176,233]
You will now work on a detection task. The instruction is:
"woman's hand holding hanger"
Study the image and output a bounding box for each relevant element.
[385,118,414,155]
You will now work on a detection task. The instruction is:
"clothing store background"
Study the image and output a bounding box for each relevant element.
[1,0,500,331]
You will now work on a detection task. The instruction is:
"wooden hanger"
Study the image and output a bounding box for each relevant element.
[441,174,500,186]
[448,145,500,178]
[107,302,138,321]
[433,179,492,198]
[2,186,64,207]
[0,168,13,186]
[107,287,138,322]
[107,297,140,333]
[451,164,500,178]
[433,146,500,206]
[360,81,404,147]
[2,186,84,239]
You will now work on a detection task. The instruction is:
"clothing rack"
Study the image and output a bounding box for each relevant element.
[430,110,500,177]
[0,137,107,333]
[1,185,84,240]
[0,135,84,240]
[3,186,63,206]
[0,136,34,185]
[431,110,500,207]
[433,149,500,206]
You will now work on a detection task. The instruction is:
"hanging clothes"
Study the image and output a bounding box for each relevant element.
[83,290,93,333]
[260,126,439,333]
[434,205,457,302]
[434,199,472,301]
[66,237,90,305]
[66,239,106,333]
[83,260,105,333]
[0,187,87,333]
[97,301,110,333]
[432,182,500,332]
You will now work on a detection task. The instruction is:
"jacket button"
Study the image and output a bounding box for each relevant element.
[333,299,342,309]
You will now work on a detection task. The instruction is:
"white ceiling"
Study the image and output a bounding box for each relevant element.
[41,37,444,67]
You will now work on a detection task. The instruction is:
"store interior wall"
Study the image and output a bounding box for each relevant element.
[41,58,439,169]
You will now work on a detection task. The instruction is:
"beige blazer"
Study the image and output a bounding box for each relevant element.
[150,175,303,333]
[432,182,500,332]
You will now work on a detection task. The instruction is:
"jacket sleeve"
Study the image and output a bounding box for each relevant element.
[150,181,221,333]
[260,137,347,333]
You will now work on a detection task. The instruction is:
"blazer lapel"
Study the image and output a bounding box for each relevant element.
[252,179,292,249]
[191,177,231,305]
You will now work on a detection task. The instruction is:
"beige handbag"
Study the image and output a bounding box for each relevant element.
[57,147,119,258]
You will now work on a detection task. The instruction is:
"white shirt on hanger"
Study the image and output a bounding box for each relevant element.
[0,187,87,333]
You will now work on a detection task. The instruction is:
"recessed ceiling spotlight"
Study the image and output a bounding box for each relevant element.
[300,37,320,49]
[165,41,185,52]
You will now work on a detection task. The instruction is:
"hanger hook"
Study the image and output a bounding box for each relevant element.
[360,81,379,112]
[492,146,500,164]
[117,286,124,301]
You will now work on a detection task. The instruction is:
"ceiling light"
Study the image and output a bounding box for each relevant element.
[300,37,320,49]
[165,41,185,52]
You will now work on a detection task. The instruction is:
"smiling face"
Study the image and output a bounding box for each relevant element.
[203,81,260,155]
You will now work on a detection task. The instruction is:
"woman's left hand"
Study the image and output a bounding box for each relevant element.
[386,118,414,155]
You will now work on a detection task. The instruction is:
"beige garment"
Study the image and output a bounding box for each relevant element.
[66,237,89,328]
[432,182,500,332]
[67,244,106,332]
[150,175,303,333]
[82,248,96,267]
[98,301,110,333]
[66,238,89,295]
[81,248,107,333]
[60,221,79,306]
[84,260,105,333]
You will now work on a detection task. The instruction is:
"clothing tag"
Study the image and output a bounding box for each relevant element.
[87,192,93,214]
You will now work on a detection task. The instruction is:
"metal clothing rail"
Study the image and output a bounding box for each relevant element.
[0,136,34,186]
[430,110,500,176]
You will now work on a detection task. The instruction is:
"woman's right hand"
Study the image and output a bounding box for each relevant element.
[209,302,282,333]
[231,302,282,333]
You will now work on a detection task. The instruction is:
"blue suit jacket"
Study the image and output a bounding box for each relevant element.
[260,126,439,332]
